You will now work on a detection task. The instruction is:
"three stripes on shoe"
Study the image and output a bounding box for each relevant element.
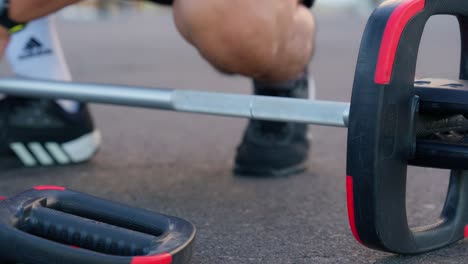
[11,142,69,166]
[9,131,101,167]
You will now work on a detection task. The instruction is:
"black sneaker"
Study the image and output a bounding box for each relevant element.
[234,74,310,177]
[0,96,101,168]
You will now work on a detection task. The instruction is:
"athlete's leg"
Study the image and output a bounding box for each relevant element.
[6,16,78,113]
[169,0,316,176]
[171,0,316,176]
[0,16,100,168]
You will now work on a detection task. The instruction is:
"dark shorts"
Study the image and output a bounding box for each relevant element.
[148,0,174,5]
[148,0,315,8]
[303,0,315,7]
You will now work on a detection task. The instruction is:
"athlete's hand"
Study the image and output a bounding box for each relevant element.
[0,0,81,57]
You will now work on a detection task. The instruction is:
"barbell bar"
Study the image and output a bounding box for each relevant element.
[0,78,350,127]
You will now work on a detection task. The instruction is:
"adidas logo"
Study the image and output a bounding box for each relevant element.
[18,37,53,59]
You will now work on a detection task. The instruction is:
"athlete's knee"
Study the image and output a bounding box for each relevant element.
[174,0,314,80]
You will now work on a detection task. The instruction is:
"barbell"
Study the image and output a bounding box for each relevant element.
[1,0,468,255]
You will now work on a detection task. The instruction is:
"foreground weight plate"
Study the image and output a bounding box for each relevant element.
[347,0,468,254]
[0,186,196,264]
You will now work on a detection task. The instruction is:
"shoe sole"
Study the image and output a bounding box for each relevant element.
[8,130,101,167]
[233,163,307,178]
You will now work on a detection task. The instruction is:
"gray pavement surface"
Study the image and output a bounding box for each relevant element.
[0,9,467,264]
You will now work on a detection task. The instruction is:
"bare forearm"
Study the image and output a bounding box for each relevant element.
[0,0,81,57]
[9,0,81,22]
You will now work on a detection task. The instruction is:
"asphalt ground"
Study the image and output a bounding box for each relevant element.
[0,8,467,264]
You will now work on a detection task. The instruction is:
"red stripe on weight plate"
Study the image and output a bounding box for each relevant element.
[346,176,362,244]
[131,253,172,264]
[34,186,66,191]
[375,0,426,84]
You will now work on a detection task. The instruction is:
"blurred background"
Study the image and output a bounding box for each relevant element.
[0,1,466,263]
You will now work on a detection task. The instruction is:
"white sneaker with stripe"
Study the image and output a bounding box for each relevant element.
[9,130,101,167]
